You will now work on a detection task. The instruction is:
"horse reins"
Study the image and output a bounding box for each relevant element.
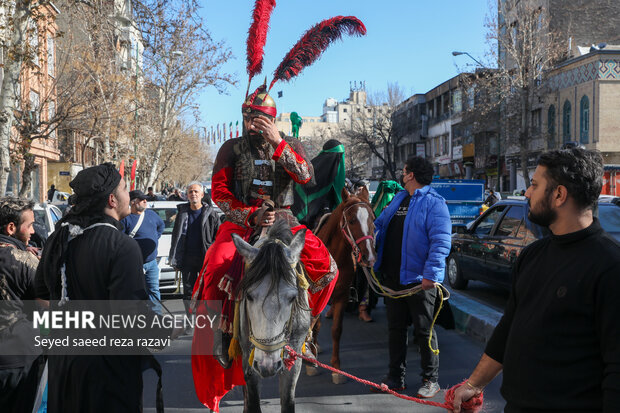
[245,259,308,356]
[340,202,375,267]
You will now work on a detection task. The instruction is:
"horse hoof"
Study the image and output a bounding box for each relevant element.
[332,372,347,384]
[305,365,320,376]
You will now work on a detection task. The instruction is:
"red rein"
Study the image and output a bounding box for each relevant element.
[283,345,484,412]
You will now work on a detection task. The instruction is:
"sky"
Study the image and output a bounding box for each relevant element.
[196,0,492,148]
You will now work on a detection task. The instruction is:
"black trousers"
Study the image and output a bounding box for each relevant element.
[0,355,45,412]
[181,253,204,316]
[385,287,439,383]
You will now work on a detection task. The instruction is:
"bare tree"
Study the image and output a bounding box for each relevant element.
[140,2,235,189]
[340,82,405,180]
[475,0,565,188]
[0,0,55,195]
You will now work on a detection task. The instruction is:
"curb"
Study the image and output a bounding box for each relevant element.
[447,291,503,343]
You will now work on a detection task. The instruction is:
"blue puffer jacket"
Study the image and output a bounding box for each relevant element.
[374,186,452,285]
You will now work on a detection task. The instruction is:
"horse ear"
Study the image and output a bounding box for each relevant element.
[232,233,259,264]
[286,229,306,264]
[357,186,370,202]
[341,187,350,202]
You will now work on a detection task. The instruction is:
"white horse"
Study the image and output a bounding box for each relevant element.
[232,221,311,413]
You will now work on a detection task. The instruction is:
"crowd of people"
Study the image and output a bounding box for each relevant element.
[1,86,618,412]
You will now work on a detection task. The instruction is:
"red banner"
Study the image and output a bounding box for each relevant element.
[130,159,137,190]
[119,160,125,179]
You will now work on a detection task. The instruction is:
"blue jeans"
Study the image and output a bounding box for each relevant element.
[143,259,161,304]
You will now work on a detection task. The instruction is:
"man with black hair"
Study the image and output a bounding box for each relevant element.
[0,197,44,412]
[145,186,157,201]
[453,148,620,412]
[373,156,451,398]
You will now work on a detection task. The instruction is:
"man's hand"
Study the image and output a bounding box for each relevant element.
[254,210,276,227]
[421,278,435,290]
[250,115,282,148]
[452,382,479,413]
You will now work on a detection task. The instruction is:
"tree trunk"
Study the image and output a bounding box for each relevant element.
[0,0,30,196]
[18,154,36,197]
[145,130,166,189]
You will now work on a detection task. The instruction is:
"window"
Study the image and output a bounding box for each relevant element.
[452,89,462,113]
[495,206,524,237]
[343,108,347,113]
[49,101,56,139]
[29,90,40,124]
[442,134,449,155]
[29,21,39,67]
[547,105,556,147]
[562,100,571,143]
[467,86,475,109]
[532,109,541,133]
[474,206,507,236]
[580,95,589,144]
[47,35,55,77]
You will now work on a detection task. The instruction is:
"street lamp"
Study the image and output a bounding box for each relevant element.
[452,51,485,67]
[453,50,501,192]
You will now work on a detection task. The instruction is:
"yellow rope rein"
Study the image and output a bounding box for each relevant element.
[361,267,448,356]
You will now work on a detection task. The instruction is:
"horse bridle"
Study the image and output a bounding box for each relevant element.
[245,261,305,354]
[340,202,375,266]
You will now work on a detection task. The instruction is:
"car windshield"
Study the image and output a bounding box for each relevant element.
[151,207,178,235]
[33,209,46,226]
[599,204,620,235]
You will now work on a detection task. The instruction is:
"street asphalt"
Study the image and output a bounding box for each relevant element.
[143,295,507,412]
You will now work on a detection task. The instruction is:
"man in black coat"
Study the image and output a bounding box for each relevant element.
[168,181,220,316]
[35,163,175,413]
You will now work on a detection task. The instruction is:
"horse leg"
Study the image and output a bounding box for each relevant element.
[279,357,302,413]
[305,316,321,376]
[330,298,347,384]
[243,373,262,413]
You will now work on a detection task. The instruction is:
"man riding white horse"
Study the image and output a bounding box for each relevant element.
[190,82,338,412]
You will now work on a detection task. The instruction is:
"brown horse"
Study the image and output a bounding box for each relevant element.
[310,187,376,383]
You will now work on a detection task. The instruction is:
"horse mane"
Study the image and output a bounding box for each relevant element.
[236,220,298,301]
[316,194,369,246]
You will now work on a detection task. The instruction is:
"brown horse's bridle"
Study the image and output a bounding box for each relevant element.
[340,202,375,267]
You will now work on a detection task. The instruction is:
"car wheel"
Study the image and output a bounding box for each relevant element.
[447,253,468,290]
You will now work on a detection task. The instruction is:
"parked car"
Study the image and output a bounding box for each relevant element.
[447,197,620,290]
[32,203,63,248]
[148,200,224,296]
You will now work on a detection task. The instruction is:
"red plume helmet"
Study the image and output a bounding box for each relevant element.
[243,4,366,120]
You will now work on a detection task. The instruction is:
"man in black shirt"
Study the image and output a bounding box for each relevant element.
[453,148,620,412]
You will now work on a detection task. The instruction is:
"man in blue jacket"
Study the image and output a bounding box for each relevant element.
[373,156,451,398]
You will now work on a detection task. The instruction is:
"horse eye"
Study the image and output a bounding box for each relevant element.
[349,219,356,224]
[288,296,296,304]
[247,294,254,302]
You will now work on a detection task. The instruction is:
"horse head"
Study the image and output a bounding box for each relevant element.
[232,221,308,378]
[340,187,377,267]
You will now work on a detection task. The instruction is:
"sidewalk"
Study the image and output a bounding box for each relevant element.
[447,289,503,343]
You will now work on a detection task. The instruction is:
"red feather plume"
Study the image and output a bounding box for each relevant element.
[270,16,366,90]
[247,0,277,82]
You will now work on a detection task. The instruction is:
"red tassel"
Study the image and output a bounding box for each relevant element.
[247,0,277,84]
[270,16,366,90]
